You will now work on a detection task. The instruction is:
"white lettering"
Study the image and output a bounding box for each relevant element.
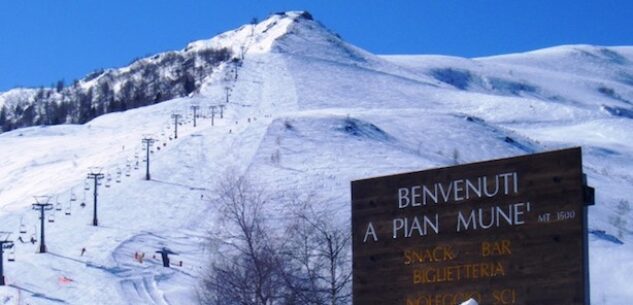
[398,188,410,208]
[363,222,378,243]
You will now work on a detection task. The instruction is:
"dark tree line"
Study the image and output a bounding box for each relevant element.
[0,47,232,132]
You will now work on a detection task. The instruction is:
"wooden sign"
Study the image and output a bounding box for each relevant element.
[351,148,591,305]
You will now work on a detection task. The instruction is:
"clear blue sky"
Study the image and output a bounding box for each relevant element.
[1,0,632,91]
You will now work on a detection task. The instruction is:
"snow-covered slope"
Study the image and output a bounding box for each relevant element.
[0,11,632,305]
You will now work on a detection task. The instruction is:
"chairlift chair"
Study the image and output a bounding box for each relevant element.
[19,217,27,234]
[84,180,90,191]
[31,225,38,243]
[70,189,77,202]
[65,204,71,216]
[8,247,15,262]
[48,212,55,223]
[55,198,62,211]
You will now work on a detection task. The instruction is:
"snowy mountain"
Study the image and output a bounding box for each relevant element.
[0,10,632,305]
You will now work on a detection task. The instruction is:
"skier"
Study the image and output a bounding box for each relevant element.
[17,236,25,243]
[30,236,36,244]
[81,247,86,256]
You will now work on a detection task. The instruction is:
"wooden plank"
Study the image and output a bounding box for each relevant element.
[351,147,588,305]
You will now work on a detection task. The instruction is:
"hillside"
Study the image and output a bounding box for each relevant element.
[0,11,631,305]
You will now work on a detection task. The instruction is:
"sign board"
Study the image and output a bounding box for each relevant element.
[351,148,590,305]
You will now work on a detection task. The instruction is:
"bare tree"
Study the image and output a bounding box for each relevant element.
[200,174,285,305]
[200,178,351,305]
[281,197,352,305]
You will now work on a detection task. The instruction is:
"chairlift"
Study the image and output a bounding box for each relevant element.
[116,173,122,183]
[55,197,62,211]
[65,203,71,216]
[8,247,15,262]
[31,225,38,243]
[125,167,131,177]
[48,212,55,223]
[80,202,86,208]
[105,174,111,188]
[70,189,77,202]
[84,180,90,191]
[19,217,27,234]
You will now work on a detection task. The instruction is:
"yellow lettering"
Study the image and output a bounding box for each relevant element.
[492,289,516,304]
[403,246,457,265]
[413,269,423,284]
[482,240,512,257]
[426,268,435,283]
[443,246,456,260]
[406,297,422,305]
[406,292,482,305]
[494,262,505,276]
[481,262,490,277]
[404,250,413,265]
[482,242,491,256]
[502,240,512,255]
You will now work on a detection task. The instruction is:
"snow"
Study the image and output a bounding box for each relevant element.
[0,11,632,305]
[460,299,478,305]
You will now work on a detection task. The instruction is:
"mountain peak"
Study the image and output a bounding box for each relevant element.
[184,11,316,57]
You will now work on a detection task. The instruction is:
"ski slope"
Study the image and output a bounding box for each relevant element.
[0,11,632,305]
